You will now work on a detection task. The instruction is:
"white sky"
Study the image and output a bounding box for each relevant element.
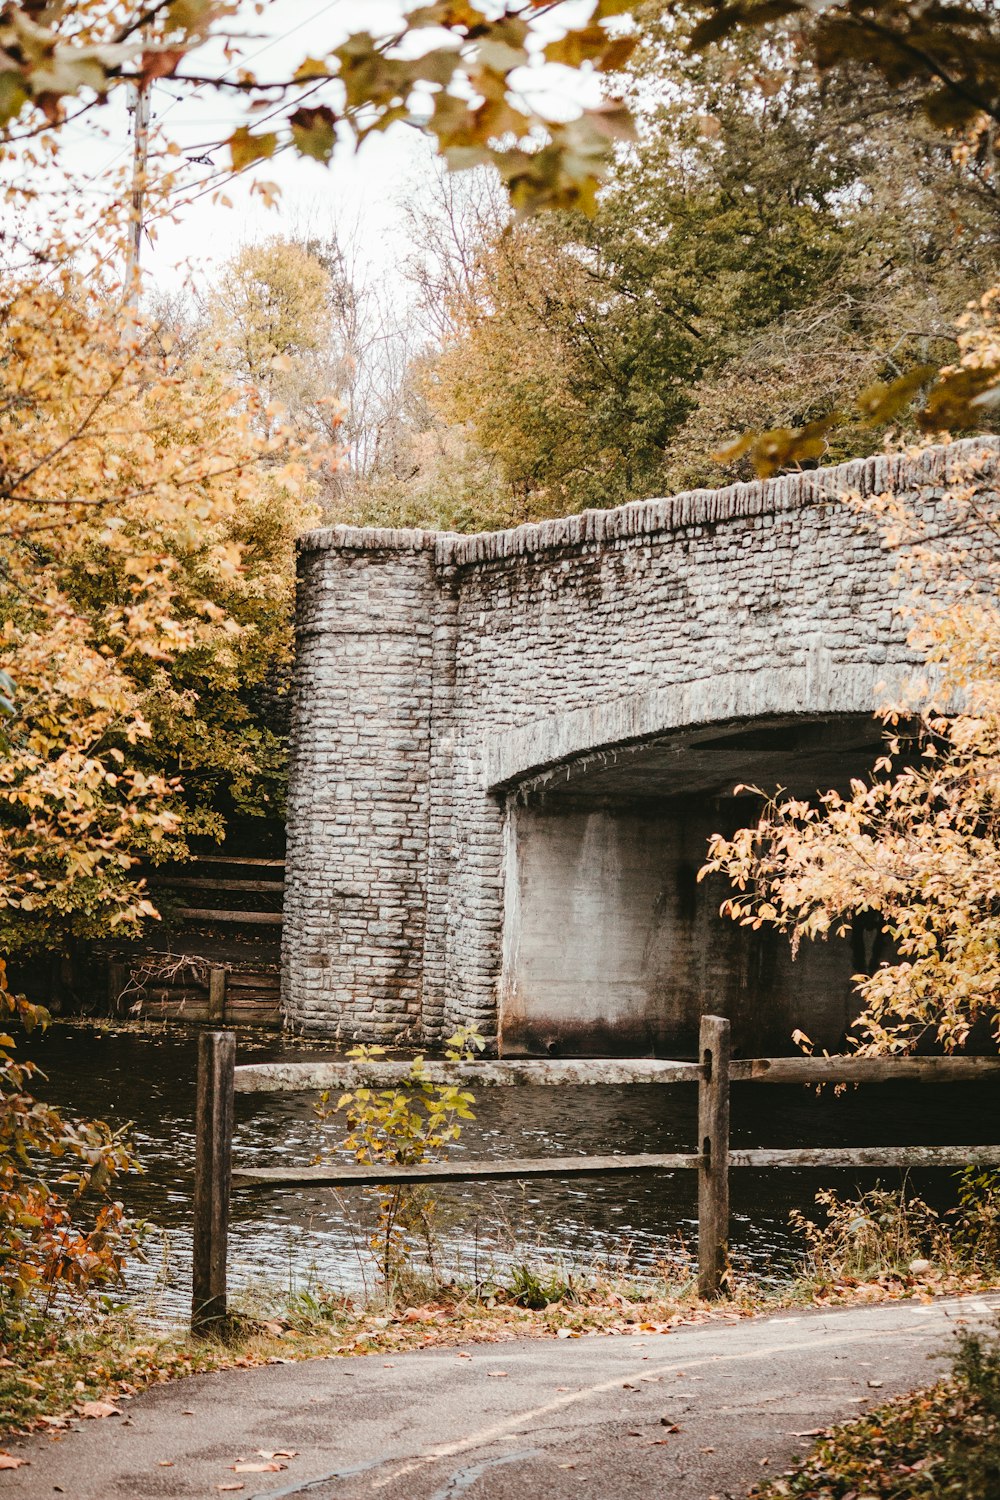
[56,0,604,306]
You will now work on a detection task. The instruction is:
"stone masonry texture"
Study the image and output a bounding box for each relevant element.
[281,438,1000,1050]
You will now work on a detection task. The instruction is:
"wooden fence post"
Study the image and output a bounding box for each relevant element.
[192,1030,235,1334]
[208,967,227,1024]
[697,1014,731,1299]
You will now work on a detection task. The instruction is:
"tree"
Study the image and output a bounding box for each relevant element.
[207,237,335,440]
[414,18,998,513]
[0,1,640,217]
[684,0,1000,133]
[0,242,321,955]
[676,0,1000,463]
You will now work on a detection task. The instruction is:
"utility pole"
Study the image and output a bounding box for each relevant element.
[124,78,151,313]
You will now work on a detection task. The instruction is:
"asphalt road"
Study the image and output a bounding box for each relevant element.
[6,1295,998,1500]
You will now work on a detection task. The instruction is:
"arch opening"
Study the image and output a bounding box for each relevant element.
[498,712,889,1058]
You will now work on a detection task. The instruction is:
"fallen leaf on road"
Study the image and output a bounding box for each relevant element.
[39,1416,68,1429]
[258,1451,297,1461]
[217,1486,245,1493]
[557,1463,575,1469]
[791,1430,823,1438]
[265,1357,295,1366]
[700,1446,715,1453]
[233,1462,285,1473]
[76,1401,120,1419]
[867,1380,884,1389]
[486,1371,508,1378]
[660,1419,681,1430]
[0,1455,29,1469]
[158,1461,174,1467]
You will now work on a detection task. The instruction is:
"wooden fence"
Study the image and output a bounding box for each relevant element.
[190,1017,1000,1332]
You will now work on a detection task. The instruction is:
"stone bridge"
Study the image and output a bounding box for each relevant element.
[281,438,999,1055]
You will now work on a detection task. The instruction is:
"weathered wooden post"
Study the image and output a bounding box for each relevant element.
[697,1014,731,1299]
[192,1030,235,1334]
[207,966,227,1024]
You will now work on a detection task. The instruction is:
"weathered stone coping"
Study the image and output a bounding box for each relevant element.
[298,437,1000,567]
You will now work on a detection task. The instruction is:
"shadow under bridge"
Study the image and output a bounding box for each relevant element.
[498,713,888,1059]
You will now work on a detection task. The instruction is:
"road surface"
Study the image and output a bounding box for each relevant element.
[5,1294,998,1499]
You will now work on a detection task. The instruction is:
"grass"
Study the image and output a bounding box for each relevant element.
[751,1316,1000,1498]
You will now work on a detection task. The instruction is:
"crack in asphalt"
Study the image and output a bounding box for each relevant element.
[250,1455,392,1498]
[428,1450,542,1499]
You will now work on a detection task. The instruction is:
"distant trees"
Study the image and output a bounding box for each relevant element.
[413,19,1000,514]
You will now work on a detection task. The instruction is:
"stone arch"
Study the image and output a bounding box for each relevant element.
[484,658,895,795]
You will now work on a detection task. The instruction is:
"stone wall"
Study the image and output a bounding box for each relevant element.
[282,438,999,1051]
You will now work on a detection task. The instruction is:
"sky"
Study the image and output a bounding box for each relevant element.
[55,0,603,305]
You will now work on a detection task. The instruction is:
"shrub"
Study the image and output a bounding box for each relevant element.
[0,966,140,1326]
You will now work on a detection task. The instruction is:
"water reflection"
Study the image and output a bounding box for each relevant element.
[28,1027,999,1320]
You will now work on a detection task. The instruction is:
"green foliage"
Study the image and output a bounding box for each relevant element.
[422,19,998,515]
[506,1262,578,1310]
[0,967,140,1323]
[315,1027,485,1294]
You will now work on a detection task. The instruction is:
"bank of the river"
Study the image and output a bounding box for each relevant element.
[4,1296,999,1499]
[4,1264,999,1440]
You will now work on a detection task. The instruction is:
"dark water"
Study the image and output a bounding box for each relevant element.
[26,1027,1000,1320]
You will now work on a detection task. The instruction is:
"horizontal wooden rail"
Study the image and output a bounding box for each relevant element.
[234,1053,1000,1094]
[231,1143,1000,1192]
[233,1057,705,1093]
[188,855,286,867]
[729,1056,1000,1084]
[175,908,284,926]
[232,1151,701,1190]
[729,1145,1000,1169]
[152,877,285,894]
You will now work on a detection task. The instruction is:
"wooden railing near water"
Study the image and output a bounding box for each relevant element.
[190,1018,1000,1333]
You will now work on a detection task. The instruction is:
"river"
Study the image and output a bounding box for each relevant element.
[29,1026,1000,1322]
